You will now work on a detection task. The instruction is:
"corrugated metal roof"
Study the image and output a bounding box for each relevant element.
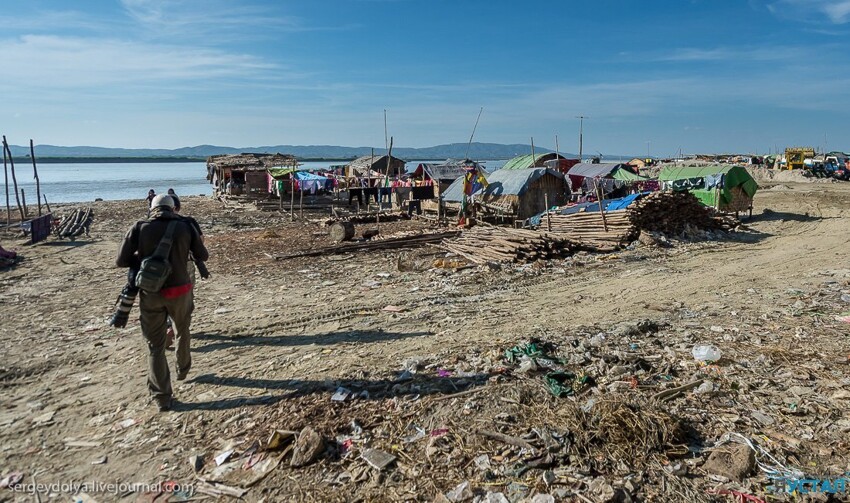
[442,168,564,202]
[567,162,625,178]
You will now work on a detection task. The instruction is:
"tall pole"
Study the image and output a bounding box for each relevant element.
[30,139,42,216]
[2,136,24,221]
[465,107,484,161]
[530,137,536,166]
[554,135,561,172]
[3,147,10,226]
[576,116,587,162]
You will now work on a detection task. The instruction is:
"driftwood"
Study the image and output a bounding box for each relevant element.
[55,208,93,238]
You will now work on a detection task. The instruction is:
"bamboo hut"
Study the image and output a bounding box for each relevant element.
[346,154,407,178]
[207,153,297,197]
[411,159,477,197]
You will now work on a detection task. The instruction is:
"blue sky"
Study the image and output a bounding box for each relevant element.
[2,0,850,156]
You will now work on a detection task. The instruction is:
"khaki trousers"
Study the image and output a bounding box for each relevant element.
[139,290,194,399]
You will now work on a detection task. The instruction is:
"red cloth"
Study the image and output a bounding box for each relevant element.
[160,283,193,299]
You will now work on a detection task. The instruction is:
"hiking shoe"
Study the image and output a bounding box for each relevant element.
[155,397,173,412]
[176,367,190,381]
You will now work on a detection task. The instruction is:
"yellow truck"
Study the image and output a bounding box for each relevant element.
[784,147,815,170]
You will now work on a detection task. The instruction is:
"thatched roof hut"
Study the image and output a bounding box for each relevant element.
[346,154,407,178]
[207,153,298,196]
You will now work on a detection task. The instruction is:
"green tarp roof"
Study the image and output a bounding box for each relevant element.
[501,154,548,171]
[657,165,758,208]
[611,167,650,181]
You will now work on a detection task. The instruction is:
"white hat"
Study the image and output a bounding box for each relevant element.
[150,194,175,209]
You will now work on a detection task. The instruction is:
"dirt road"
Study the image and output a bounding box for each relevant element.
[1,182,849,502]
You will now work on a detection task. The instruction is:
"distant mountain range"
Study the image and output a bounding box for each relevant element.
[6,142,583,162]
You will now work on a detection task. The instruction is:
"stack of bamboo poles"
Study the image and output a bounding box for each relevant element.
[627,191,738,233]
[54,208,93,238]
[544,211,637,251]
[441,226,580,264]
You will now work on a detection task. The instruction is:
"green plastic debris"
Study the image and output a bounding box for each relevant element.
[504,343,544,363]
[545,372,593,398]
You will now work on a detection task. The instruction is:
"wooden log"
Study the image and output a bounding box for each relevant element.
[329,221,355,242]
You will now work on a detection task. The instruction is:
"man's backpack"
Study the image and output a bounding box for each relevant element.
[135,220,178,293]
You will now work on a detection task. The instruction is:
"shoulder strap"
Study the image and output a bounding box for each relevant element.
[152,220,179,259]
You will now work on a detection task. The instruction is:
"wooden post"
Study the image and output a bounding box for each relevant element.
[3,147,9,226]
[42,194,51,213]
[594,179,608,232]
[544,193,552,231]
[2,137,24,221]
[30,139,41,216]
[20,189,27,218]
[290,174,295,221]
[278,180,283,212]
[299,183,303,220]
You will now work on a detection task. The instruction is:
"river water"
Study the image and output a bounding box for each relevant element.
[5,160,509,204]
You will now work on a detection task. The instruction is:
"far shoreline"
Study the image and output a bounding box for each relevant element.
[13,156,513,164]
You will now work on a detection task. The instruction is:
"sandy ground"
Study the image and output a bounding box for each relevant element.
[1,181,849,502]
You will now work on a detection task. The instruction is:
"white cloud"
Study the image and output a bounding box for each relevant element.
[768,0,850,24]
[654,46,804,62]
[0,35,278,90]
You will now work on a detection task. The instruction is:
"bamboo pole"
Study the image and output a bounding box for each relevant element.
[2,137,24,221]
[594,179,608,232]
[30,139,41,216]
[544,193,552,232]
[299,185,303,220]
[20,189,27,218]
[3,147,9,226]
[42,194,51,213]
[290,174,295,221]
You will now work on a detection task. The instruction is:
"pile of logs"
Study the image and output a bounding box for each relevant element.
[441,226,580,264]
[54,208,93,238]
[543,211,637,251]
[627,191,739,233]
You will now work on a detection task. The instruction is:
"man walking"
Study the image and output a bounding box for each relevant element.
[116,194,208,411]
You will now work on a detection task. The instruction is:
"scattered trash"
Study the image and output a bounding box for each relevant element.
[0,472,24,488]
[692,344,722,362]
[331,387,352,402]
[360,448,396,471]
[444,480,473,502]
[290,426,325,467]
[544,372,593,397]
[214,449,234,466]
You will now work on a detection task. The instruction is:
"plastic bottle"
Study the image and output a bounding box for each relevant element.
[692,344,722,362]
